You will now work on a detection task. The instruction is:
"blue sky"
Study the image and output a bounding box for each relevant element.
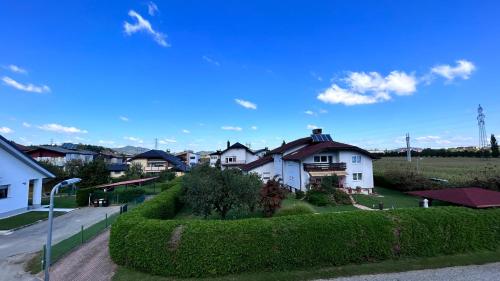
[1,0,499,152]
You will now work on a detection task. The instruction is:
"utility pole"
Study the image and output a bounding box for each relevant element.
[406,133,411,162]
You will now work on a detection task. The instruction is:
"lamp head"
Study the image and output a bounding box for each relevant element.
[61,178,81,186]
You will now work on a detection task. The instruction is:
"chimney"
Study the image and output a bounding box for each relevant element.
[312,128,323,135]
[227,140,230,149]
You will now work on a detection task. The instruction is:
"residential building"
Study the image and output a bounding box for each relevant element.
[175,150,200,167]
[209,150,221,167]
[27,143,97,167]
[0,135,55,218]
[107,163,128,178]
[220,141,261,170]
[241,129,376,194]
[128,150,188,174]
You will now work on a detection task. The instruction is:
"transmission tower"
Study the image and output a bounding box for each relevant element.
[154,138,158,150]
[405,133,411,162]
[477,105,488,148]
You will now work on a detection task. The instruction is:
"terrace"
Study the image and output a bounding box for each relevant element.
[303,162,347,172]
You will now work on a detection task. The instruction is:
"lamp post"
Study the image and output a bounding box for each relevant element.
[44,178,81,281]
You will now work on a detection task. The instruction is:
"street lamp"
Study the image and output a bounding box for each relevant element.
[44,178,81,281]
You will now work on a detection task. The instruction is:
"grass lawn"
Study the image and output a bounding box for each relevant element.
[352,187,421,209]
[0,211,65,230]
[112,248,500,281]
[282,196,359,213]
[41,195,77,208]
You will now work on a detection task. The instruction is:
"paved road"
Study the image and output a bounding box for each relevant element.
[42,230,116,281]
[0,206,120,281]
[318,262,500,281]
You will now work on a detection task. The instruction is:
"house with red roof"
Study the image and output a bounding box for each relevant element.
[241,129,376,194]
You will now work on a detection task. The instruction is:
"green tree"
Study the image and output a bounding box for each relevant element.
[491,134,499,158]
[79,159,110,187]
[320,175,339,194]
[65,159,84,177]
[126,162,144,179]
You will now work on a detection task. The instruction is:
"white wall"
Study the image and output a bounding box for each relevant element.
[283,161,300,190]
[220,148,257,169]
[248,161,274,181]
[0,148,46,217]
[339,151,373,191]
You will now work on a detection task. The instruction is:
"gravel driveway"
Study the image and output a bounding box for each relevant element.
[317,262,500,281]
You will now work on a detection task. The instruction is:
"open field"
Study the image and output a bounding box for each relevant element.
[112,248,500,281]
[374,157,500,186]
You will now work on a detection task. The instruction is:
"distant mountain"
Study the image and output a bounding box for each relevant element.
[113,146,150,155]
[197,150,215,157]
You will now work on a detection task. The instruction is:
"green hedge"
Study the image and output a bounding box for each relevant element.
[76,187,94,206]
[110,181,500,278]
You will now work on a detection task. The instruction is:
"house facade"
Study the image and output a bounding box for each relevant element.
[219,142,260,170]
[128,150,188,175]
[175,150,201,168]
[209,150,221,167]
[241,129,376,194]
[27,143,97,167]
[0,135,55,218]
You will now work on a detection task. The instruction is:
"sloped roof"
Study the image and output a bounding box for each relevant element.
[408,188,500,208]
[106,163,128,172]
[31,145,97,155]
[129,150,188,172]
[282,141,376,160]
[0,135,55,178]
[268,137,311,154]
[220,142,254,155]
[241,155,273,171]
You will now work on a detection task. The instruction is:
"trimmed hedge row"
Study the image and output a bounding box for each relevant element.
[110,181,500,278]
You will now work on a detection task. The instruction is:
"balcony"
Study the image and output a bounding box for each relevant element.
[303,162,346,172]
[221,160,247,166]
[144,166,167,172]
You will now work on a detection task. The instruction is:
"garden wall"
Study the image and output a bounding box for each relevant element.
[110,181,500,277]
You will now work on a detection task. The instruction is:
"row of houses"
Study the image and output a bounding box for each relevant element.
[210,129,375,193]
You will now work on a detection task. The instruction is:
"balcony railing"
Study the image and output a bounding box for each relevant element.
[144,166,167,172]
[303,162,347,172]
[222,160,247,165]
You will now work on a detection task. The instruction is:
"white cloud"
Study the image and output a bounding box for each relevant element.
[202,56,220,66]
[182,129,190,134]
[124,10,169,47]
[307,124,319,129]
[2,76,50,93]
[319,109,328,114]
[304,110,315,115]
[119,116,129,122]
[235,99,257,110]
[159,138,177,144]
[310,71,323,81]
[415,136,441,142]
[6,64,27,74]
[221,126,242,131]
[318,84,383,106]
[124,136,143,143]
[251,126,258,130]
[38,123,88,134]
[99,140,115,145]
[147,1,159,16]
[431,60,475,81]
[0,126,13,134]
[22,122,31,128]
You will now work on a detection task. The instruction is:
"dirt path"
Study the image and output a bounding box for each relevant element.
[40,230,116,281]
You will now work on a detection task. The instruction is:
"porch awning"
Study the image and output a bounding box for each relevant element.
[308,171,347,177]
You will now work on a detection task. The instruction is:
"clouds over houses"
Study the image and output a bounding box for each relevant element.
[38,123,88,134]
[124,136,143,143]
[221,126,242,131]
[317,59,475,106]
[124,10,169,47]
[0,126,13,134]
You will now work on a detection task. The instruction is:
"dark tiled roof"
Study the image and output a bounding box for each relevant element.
[282,141,376,160]
[34,145,97,155]
[129,150,188,172]
[106,163,128,172]
[252,148,269,154]
[268,137,311,154]
[241,155,273,171]
[0,135,55,178]
[220,142,254,154]
[408,188,500,208]
[209,150,222,156]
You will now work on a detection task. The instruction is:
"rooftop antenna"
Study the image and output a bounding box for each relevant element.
[406,133,411,162]
[50,139,54,146]
[477,104,488,149]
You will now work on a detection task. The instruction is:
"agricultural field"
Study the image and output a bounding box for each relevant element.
[374,157,500,186]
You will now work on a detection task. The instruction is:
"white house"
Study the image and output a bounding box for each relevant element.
[241,129,376,194]
[0,135,55,218]
[209,150,221,167]
[175,150,201,167]
[27,143,97,167]
[219,142,261,170]
[128,150,188,174]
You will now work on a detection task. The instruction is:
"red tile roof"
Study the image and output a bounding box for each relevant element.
[241,155,273,171]
[282,141,375,160]
[408,188,500,208]
[268,137,311,154]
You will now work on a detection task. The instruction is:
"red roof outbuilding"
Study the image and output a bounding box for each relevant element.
[408,188,500,208]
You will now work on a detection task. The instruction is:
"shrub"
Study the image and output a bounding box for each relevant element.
[275,203,315,217]
[115,188,145,203]
[76,187,94,206]
[260,179,287,217]
[320,175,339,193]
[295,190,305,200]
[306,190,330,206]
[333,189,352,205]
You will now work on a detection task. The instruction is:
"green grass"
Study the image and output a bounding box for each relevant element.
[112,247,500,281]
[352,187,421,209]
[282,195,359,213]
[41,195,77,208]
[0,211,65,230]
[374,157,500,186]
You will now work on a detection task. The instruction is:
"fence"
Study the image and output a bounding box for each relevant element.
[38,200,142,272]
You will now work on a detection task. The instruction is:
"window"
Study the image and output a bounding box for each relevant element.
[262,172,271,180]
[190,156,196,160]
[353,173,363,181]
[0,185,9,199]
[225,156,236,163]
[352,155,361,163]
[314,155,329,163]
